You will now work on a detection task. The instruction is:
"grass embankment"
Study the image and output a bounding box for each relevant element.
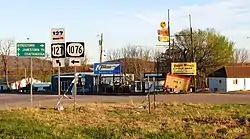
[0,102,250,139]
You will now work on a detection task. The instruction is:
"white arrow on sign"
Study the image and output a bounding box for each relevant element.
[40,44,45,47]
[95,64,120,71]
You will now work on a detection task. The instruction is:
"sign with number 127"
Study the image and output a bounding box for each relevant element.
[51,28,65,42]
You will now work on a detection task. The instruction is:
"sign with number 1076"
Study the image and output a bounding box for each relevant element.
[66,42,85,57]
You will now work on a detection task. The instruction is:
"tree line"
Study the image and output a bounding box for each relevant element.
[0,28,249,88]
[106,28,250,88]
[0,40,89,88]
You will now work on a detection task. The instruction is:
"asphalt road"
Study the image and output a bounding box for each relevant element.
[0,92,250,109]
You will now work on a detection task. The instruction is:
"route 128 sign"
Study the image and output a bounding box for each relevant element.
[51,28,65,42]
[66,42,85,57]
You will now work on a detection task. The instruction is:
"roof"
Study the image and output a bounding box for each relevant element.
[208,66,250,78]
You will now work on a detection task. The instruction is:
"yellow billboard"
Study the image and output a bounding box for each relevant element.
[164,74,191,91]
[158,35,170,42]
[157,21,170,42]
[171,62,197,75]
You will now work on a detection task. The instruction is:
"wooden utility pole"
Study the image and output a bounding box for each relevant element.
[99,33,103,63]
[98,33,103,93]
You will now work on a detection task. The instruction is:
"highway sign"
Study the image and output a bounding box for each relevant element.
[17,43,45,57]
[51,28,65,42]
[93,62,121,74]
[52,58,65,68]
[66,42,85,57]
[51,43,66,58]
[69,58,81,67]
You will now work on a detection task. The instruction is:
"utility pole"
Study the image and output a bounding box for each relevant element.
[189,14,196,93]
[98,33,103,93]
[172,39,175,62]
[167,9,171,62]
[99,33,103,63]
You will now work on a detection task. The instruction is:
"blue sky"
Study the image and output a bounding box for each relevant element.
[0,0,250,63]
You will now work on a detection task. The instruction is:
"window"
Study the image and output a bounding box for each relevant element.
[61,81,70,91]
[233,79,238,84]
[219,80,222,83]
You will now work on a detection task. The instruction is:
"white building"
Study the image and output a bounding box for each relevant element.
[208,66,250,92]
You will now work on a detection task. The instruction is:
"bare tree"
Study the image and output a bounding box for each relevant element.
[0,39,15,87]
[39,53,51,81]
[106,45,155,79]
[81,52,89,65]
[106,48,121,61]
[233,48,249,64]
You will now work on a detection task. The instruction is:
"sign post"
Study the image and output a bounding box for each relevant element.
[16,42,45,103]
[51,28,66,97]
[66,42,85,111]
[51,43,66,96]
[94,62,121,94]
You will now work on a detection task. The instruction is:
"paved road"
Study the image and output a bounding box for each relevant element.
[0,93,250,109]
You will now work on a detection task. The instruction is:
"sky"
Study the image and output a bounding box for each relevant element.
[0,0,250,63]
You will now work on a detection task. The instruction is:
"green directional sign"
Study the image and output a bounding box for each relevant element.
[17,43,45,57]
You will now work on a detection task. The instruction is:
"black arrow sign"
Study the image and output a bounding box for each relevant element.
[71,60,80,64]
[56,60,61,66]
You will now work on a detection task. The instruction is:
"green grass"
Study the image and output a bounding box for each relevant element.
[0,103,250,139]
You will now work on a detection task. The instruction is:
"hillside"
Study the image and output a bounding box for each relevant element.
[0,55,92,83]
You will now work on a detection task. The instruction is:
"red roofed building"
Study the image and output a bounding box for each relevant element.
[208,66,250,92]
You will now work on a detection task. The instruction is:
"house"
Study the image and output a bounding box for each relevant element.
[208,66,250,92]
[0,82,8,91]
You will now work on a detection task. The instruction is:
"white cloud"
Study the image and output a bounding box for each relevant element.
[133,0,250,49]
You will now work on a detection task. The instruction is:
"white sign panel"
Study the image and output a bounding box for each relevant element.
[52,58,65,68]
[69,57,81,67]
[66,42,85,57]
[51,28,65,42]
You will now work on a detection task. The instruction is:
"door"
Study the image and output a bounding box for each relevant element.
[244,79,246,90]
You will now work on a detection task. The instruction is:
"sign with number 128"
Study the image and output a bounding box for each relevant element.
[51,28,65,42]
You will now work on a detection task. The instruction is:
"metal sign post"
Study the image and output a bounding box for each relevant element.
[65,41,85,110]
[16,42,46,103]
[74,67,77,112]
[51,28,66,97]
[30,57,33,103]
[51,43,66,97]
[58,67,60,96]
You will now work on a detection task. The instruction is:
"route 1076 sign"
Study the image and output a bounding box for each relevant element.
[66,42,85,57]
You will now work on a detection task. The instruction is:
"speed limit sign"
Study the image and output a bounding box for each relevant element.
[66,42,85,57]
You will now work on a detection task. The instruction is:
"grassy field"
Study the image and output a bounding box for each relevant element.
[0,102,250,139]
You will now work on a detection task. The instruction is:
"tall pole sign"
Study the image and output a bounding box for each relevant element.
[66,42,85,111]
[157,21,170,42]
[51,28,66,97]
